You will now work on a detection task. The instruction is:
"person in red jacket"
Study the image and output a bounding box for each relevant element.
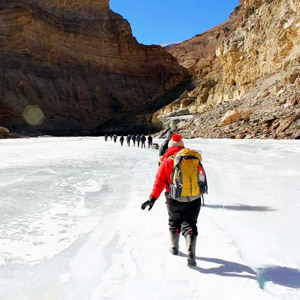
[141,134,202,267]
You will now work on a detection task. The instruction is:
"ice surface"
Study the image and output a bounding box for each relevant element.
[0,137,299,300]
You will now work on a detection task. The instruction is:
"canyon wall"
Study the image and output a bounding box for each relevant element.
[0,0,188,135]
[158,0,300,139]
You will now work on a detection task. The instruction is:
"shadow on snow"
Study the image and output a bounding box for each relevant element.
[179,256,300,290]
[193,257,256,280]
[256,266,300,289]
[204,204,277,212]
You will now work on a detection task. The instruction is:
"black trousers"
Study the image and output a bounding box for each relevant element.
[166,197,201,237]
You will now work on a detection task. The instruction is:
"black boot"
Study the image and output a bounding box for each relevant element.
[169,231,180,255]
[185,234,197,267]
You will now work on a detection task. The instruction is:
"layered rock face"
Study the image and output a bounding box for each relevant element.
[0,0,188,135]
[158,0,300,139]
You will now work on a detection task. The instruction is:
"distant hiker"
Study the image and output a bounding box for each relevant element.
[136,134,141,147]
[158,130,173,164]
[141,134,208,268]
[104,134,108,141]
[141,135,146,148]
[126,135,131,146]
[110,134,113,141]
[113,134,118,143]
[147,134,153,149]
[132,135,136,146]
[120,135,124,146]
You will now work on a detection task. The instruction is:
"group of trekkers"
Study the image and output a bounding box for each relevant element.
[104,133,153,149]
[105,130,208,268]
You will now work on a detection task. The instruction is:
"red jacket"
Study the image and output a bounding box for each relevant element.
[150,146,184,199]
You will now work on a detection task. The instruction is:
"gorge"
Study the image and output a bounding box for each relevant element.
[1,0,300,139]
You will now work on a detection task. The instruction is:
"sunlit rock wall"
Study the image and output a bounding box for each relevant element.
[159,0,300,139]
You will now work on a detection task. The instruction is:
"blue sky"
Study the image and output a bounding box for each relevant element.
[110,0,240,45]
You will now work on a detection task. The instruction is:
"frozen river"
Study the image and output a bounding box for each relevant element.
[0,137,300,300]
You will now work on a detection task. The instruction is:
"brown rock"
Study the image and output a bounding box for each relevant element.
[0,126,9,134]
[0,0,188,135]
[251,49,259,57]
[293,130,300,139]
[262,90,270,98]
[221,109,242,125]
[279,99,287,105]
[241,108,252,121]
[261,116,276,124]
[236,132,244,139]
[197,88,210,104]
[290,97,298,106]
[275,116,297,135]
[181,99,195,108]
[286,73,300,84]
[274,85,283,93]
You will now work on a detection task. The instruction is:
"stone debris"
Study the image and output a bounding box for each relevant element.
[160,0,300,140]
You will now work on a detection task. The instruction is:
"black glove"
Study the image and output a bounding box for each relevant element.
[141,196,156,211]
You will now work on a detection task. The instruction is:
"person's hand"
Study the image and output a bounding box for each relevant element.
[141,196,156,211]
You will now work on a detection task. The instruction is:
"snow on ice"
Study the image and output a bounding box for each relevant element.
[0,137,299,300]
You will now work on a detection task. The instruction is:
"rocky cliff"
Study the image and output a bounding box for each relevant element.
[0,0,188,135]
[156,0,300,139]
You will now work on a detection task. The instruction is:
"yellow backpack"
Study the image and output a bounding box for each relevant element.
[170,148,207,201]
